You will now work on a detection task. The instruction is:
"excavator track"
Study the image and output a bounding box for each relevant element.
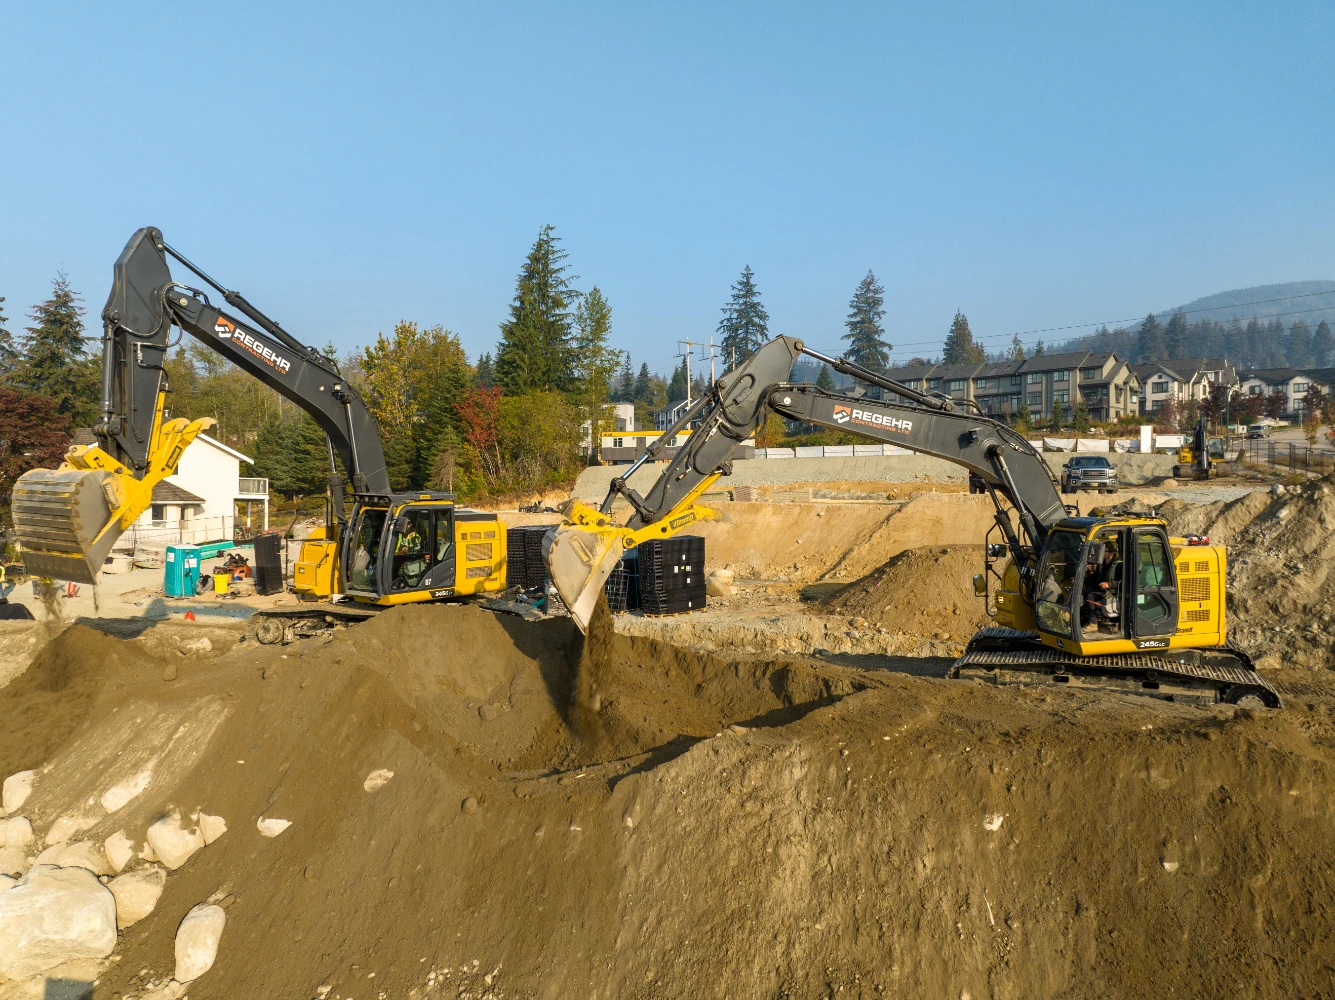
[950,627,1281,708]
[244,604,382,645]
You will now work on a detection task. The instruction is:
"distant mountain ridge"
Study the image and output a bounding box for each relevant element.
[1163,281,1335,328]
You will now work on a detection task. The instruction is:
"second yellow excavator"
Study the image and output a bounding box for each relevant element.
[544,336,1279,708]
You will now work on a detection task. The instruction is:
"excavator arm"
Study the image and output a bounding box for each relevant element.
[544,336,1066,630]
[11,227,388,583]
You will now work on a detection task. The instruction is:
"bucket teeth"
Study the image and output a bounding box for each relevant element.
[11,468,119,584]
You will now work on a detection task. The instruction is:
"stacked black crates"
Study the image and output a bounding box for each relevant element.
[253,533,284,596]
[604,549,641,613]
[638,535,706,615]
[506,525,551,590]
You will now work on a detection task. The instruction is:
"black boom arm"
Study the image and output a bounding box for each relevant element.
[97,227,389,496]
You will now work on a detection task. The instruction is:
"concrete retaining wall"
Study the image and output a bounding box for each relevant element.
[574,452,1176,499]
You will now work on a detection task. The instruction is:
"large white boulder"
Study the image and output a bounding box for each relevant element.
[104,831,136,873]
[33,841,113,876]
[3,816,33,849]
[146,813,205,870]
[0,865,118,980]
[174,903,226,982]
[1,771,35,815]
[197,813,227,845]
[108,866,167,929]
[45,812,99,846]
[0,847,28,878]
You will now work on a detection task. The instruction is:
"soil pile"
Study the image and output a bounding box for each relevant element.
[2,604,1334,999]
[1132,478,1335,669]
[820,545,992,639]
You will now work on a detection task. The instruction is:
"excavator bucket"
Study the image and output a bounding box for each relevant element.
[542,518,627,632]
[11,468,120,584]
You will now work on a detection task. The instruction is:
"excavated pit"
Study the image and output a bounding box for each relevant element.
[2,593,1334,999]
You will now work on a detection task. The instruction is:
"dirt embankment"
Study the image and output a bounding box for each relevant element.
[2,603,1334,998]
[820,545,992,639]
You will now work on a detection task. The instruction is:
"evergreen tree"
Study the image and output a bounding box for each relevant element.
[15,273,98,426]
[1135,314,1164,362]
[475,351,496,388]
[1287,319,1313,367]
[1313,320,1334,367]
[0,295,17,377]
[633,362,651,402]
[1163,311,1188,359]
[1033,339,1046,356]
[815,364,835,390]
[252,412,329,496]
[1262,320,1287,367]
[717,266,769,364]
[495,225,579,393]
[573,287,622,461]
[1243,319,1264,368]
[841,270,891,369]
[942,311,985,364]
[612,356,633,402]
[1007,333,1025,361]
[667,357,689,402]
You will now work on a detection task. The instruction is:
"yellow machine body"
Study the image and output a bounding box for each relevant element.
[293,495,507,606]
[985,516,1227,656]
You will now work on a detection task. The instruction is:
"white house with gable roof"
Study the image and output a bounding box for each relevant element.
[127,433,270,547]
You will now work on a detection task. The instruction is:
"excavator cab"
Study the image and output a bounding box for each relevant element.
[339,495,506,605]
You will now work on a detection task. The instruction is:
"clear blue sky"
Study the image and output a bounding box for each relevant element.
[2,2,1332,379]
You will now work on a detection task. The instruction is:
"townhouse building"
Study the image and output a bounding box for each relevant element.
[1238,368,1330,419]
[1131,358,1238,414]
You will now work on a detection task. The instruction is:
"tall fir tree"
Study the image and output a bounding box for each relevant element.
[815,364,835,390]
[1262,320,1288,367]
[1136,314,1164,362]
[0,295,17,376]
[16,273,98,425]
[573,286,622,460]
[1162,311,1188,359]
[494,225,579,393]
[942,311,985,364]
[612,356,634,401]
[1007,333,1025,361]
[1033,339,1046,356]
[841,270,891,369]
[717,266,769,365]
[667,357,689,402]
[1312,320,1334,367]
[1287,319,1313,367]
[633,362,651,402]
[475,351,496,388]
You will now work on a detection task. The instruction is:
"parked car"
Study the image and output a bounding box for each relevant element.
[1247,424,1270,439]
[1060,455,1119,494]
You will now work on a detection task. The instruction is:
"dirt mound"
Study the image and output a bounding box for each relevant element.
[1149,478,1335,669]
[3,604,1335,998]
[821,545,992,639]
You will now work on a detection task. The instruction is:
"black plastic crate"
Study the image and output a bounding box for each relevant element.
[506,525,551,589]
[604,548,641,612]
[253,533,284,596]
[638,535,706,614]
[641,584,706,616]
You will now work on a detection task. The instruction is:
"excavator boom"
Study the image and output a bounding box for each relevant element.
[11,227,388,583]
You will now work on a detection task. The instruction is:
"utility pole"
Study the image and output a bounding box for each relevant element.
[678,339,723,392]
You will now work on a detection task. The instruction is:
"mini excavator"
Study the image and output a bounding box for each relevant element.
[11,228,508,643]
[544,336,1279,708]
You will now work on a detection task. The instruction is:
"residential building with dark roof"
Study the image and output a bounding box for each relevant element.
[1239,368,1330,418]
[1132,357,1237,413]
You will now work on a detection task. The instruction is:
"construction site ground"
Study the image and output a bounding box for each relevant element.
[2,475,1333,999]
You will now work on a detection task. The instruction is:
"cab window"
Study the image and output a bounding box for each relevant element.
[1079,529,1124,638]
[1134,530,1175,628]
[1035,530,1085,636]
[348,508,387,591]
[390,509,433,591]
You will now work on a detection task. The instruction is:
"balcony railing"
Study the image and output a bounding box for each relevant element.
[238,477,269,496]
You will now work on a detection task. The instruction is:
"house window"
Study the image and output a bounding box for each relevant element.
[1249,384,1262,395]
[974,378,988,388]
[1081,367,1100,380]
[613,437,624,448]
[1153,380,1169,393]
[926,378,940,389]
[1115,386,1123,402]
[1294,399,1305,411]
[1294,383,1309,393]
[1010,375,1022,387]
[1151,399,1163,410]
[1027,393,1042,406]
[1052,370,1069,382]
[1053,390,1070,404]
[949,379,965,391]
[1026,373,1043,384]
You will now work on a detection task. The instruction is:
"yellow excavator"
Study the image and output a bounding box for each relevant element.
[11,227,508,643]
[543,336,1279,708]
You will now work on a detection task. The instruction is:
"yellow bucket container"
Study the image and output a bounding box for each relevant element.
[213,570,230,594]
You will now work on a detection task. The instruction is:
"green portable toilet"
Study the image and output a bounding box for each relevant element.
[164,545,202,598]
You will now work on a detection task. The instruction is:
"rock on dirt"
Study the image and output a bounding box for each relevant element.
[175,902,226,982]
[0,864,118,980]
[198,812,227,844]
[108,865,166,929]
[3,815,34,849]
[256,816,291,837]
[33,840,113,876]
[104,830,135,873]
[2,770,35,814]
[146,812,205,869]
